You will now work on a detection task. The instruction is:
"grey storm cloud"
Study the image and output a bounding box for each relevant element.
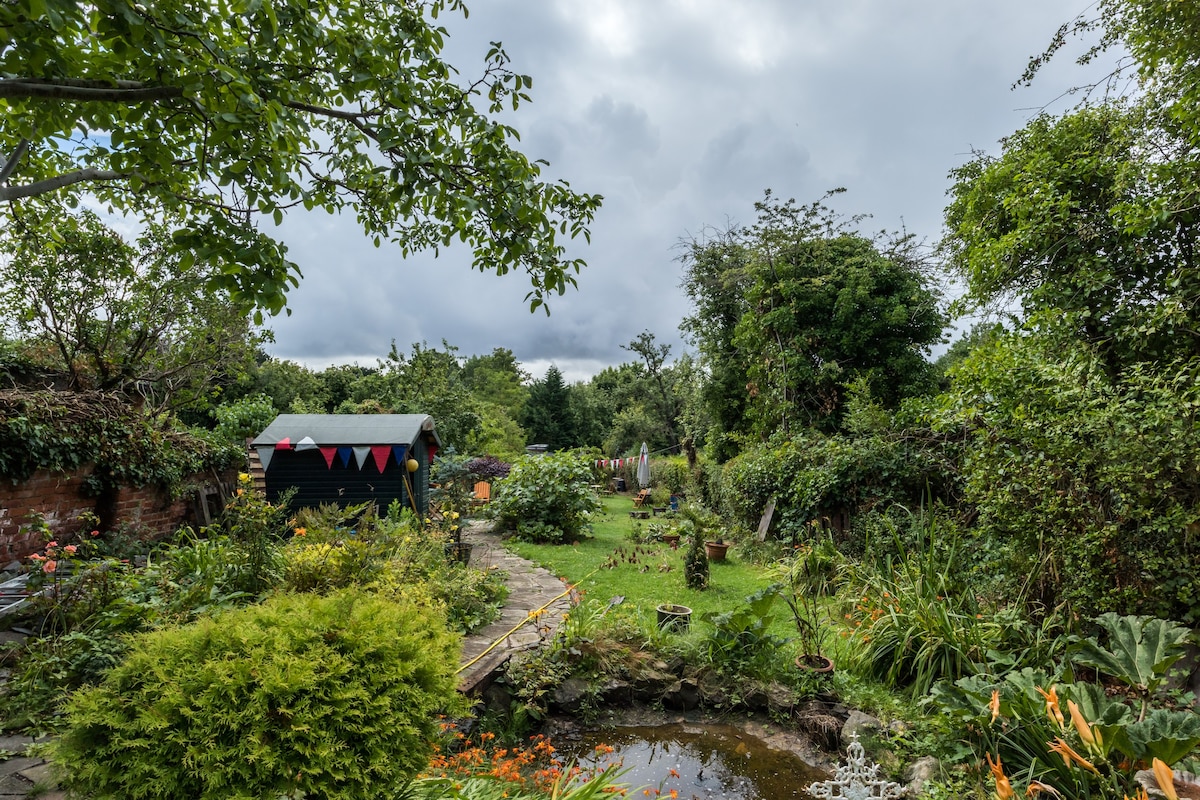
[264,0,1121,383]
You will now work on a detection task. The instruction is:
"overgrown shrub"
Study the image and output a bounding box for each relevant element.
[212,393,276,443]
[488,450,601,543]
[933,335,1200,621]
[0,390,242,495]
[718,428,951,540]
[282,502,506,633]
[51,589,464,800]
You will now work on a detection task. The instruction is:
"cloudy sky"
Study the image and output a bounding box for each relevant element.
[266,0,1114,383]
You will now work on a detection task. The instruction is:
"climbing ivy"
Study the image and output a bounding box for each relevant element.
[0,391,242,496]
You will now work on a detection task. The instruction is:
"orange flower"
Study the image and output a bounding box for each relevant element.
[46,541,57,547]
[989,689,1001,724]
[29,553,45,561]
[294,527,307,537]
[42,559,57,574]
[1036,685,1066,729]
[1067,700,1101,750]
[1047,738,1099,774]
[1152,758,1179,800]
[669,791,678,799]
[1026,781,1062,797]
[986,753,1015,800]
[63,544,77,554]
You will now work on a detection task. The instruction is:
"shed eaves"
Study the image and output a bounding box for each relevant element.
[250,414,439,448]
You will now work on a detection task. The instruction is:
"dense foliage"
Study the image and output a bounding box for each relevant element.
[50,589,463,800]
[488,450,600,543]
[0,212,262,413]
[0,0,601,314]
[0,390,242,494]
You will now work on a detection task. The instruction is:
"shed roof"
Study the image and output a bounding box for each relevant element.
[250,414,440,448]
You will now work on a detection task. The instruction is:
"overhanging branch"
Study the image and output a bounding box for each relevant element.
[0,78,184,103]
[0,167,129,202]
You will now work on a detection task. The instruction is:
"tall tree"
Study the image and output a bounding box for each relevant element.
[0,210,261,412]
[521,365,576,450]
[679,229,752,461]
[377,340,480,452]
[0,0,601,314]
[621,330,681,450]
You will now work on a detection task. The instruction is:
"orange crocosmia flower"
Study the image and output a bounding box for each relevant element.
[294,527,307,537]
[1047,738,1099,774]
[1036,685,1066,729]
[668,768,680,779]
[42,559,57,574]
[986,753,1015,800]
[989,689,1001,724]
[1026,781,1062,797]
[669,791,679,800]
[1152,758,1179,800]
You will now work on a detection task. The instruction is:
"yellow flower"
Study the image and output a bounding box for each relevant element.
[450,511,460,519]
[1152,758,1179,800]
[986,753,1015,800]
[238,472,250,482]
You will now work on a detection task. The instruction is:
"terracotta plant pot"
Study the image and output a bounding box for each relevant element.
[704,540,730,561]
[656,603,692,632]
[795,654,835,675]
[662,533,680,549]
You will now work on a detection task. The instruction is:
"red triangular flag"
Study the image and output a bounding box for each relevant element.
[276,437,292,450]
[371,445,391,472]
[320,446,337,468]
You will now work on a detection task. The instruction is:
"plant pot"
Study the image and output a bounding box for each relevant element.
[656,603,692,632]
[662,533,680,549]
[795,654,835,675]
[704,541,730,561]
[444,542,473,564]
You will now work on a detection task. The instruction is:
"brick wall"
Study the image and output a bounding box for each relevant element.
[0,466,231,564]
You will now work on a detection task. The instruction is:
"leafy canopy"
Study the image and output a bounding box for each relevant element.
[0,0,602,314]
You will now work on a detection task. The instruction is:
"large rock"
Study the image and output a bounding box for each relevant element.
[840,710,883,748]
[905,756,942,796]
[550,677,592,715]
[662,678,701,710]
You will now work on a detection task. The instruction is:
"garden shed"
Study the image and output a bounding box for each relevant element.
[250,414,440,514]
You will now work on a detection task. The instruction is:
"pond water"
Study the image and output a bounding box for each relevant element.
[560,722,829,800]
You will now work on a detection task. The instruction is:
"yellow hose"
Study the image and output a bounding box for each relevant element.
[456,583,574,674]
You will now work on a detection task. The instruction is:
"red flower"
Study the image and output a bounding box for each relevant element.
[90,529,100,537]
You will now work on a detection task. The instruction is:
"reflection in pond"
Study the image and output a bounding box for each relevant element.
[561,723,828,800]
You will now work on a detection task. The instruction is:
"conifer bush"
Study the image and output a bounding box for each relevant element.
[50,589,464,800]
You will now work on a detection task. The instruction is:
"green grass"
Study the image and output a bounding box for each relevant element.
[504,495,796,640]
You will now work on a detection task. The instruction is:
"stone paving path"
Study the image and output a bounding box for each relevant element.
[0,520,570,798]
[456,520,574,694]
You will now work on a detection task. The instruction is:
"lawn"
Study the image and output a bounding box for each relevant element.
[502,494,806,644]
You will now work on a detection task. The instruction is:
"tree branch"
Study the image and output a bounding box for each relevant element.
[0,78,184,103]
[0,167,129,201]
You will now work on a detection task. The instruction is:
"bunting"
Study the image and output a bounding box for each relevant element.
[257,445,275,472]
[370,445,391,472]
[337,447,353,468]
[275,437,292,451]
[352,446,371,470]
[295,436,318,452]
[320,446,338,468]
[259,435,429,472]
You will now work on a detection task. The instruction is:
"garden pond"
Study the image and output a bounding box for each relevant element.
[556,717,830,799]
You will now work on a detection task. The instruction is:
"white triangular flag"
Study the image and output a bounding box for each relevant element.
[295,436,318,452]
[257,445,275,472]
[352,446,371,469]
